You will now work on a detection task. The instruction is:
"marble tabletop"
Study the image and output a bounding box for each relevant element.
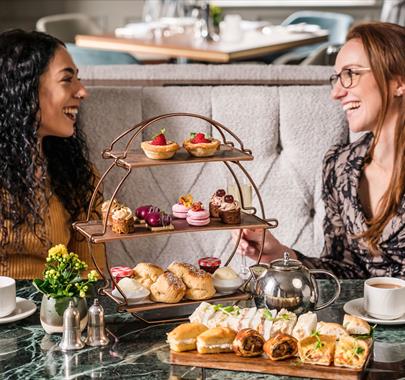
[1,280,404,380]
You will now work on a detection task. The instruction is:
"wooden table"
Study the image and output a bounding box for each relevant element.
[75,28,328,63]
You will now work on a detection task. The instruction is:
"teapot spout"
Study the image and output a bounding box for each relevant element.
[249,263,269,280]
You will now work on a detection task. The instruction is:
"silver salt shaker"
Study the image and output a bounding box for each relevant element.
[85,299,109,347]
[59,300,85,350]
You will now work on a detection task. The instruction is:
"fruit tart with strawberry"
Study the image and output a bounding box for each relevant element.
[183,132,220,157]
[141,128,179,160]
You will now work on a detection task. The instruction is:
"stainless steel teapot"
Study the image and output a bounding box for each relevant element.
[249,252,341,315]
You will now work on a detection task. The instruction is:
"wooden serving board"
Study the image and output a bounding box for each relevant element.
[170,351,370,380]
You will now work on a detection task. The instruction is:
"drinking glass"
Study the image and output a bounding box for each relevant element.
[142,0,162,22]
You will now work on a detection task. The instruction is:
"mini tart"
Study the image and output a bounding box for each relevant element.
[141,140,179,160]
[183,138,220,157]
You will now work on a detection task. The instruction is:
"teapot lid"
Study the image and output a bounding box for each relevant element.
[270,252,302,271]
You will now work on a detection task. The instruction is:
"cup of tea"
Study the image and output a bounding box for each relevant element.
[0,276,16,318]
[364,277,405,320]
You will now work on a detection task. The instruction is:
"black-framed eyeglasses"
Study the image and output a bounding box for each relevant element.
[329,68,371,89]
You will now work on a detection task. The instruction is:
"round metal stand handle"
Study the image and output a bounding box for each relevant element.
[310,269,341,311]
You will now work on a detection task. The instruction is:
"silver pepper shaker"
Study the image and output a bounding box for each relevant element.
[85,299,109,347]
[59,300,85,350]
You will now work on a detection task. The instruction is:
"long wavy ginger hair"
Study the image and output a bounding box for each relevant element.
[349,22,405,252]
[0,29,100,248]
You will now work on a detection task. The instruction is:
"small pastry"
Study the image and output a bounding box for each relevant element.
[316,322,349,339]
[209,189,226,217]
[135,205,157,224]
[198,257,221,274]
[298,334,336,366]
[219,195,241,225]
[101,198,122,226]
[186,202,210,226]
[232,328,265,357]
[141,128,179,160]
[183,132,220,157]
[342,314,371,336]
[172,194,193,219]
[167,322,208,352]
[334,335,370,369]
[263,332,298,361]
[132,262,164,289]
[292,311,318,341]
[182,268,216,300]
[111,206,135,234]
[145,211,174,232]
[196,327,236,354]
[150,271,186,303]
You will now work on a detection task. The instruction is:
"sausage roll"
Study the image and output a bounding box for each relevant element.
[298,334,336,366]
[334,336,370,369]
[232,328,265,357]
[263,333,298,361]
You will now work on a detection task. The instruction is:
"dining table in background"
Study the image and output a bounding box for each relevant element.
[1,279,405,379]
[75,27,329,63]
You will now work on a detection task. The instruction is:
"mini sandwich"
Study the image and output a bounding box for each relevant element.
[292,311,317,341]
[343,314,371,336]
[167,322,208,352]
[298,334,336,366]
[196,327,236,354]
[270,308,297,337]
[334,335,370,369]
[316,322,348,340]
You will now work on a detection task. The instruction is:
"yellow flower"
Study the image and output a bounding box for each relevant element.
[48,244,68,259]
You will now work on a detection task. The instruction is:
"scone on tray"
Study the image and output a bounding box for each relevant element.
[150,271,186,303]
[167,322,208,352]
[132,262,164,289]
[141,128,179,160]
[183,132,220,157]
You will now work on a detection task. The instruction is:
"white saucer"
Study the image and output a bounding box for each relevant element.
[0,297,36,324]
[343,297,405,325]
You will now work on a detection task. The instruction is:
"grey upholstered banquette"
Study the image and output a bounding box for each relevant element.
[78,64,348,270]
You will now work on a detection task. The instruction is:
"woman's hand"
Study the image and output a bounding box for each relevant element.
[233,229,295,264]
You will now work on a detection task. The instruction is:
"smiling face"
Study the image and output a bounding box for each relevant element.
[331,38,382,134]
[38,46,88,138]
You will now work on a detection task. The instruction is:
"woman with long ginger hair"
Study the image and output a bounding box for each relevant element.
[238,22,405,278]
[0,29,104,279]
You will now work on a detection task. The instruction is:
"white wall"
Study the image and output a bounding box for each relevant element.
[0,0,382,33]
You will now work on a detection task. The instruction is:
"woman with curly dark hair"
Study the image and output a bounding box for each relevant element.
[0,29,104,279]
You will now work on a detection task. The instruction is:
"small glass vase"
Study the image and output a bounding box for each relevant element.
[40,295,88,334]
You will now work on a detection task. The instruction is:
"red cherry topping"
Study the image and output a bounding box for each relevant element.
[224,195,234,203]
[215,189,226,197]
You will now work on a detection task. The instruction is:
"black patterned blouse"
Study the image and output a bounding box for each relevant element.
[297,132,405,279]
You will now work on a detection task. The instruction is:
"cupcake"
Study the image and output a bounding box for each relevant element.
[111,206,135,234]
[183,132,220,157]
[219,195,241,225]
[209,189,226,218]
[101,198,122,226]
[186,202,210,227]
[172,194,193,219]
[141,128,179,160]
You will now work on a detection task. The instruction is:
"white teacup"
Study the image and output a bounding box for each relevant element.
[364,277,405,320]
[220,14,243,43]
[0,276,16,318]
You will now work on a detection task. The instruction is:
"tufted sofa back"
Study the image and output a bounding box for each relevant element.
[79,64,348,270]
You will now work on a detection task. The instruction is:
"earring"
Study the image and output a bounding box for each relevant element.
[395,89,403,96]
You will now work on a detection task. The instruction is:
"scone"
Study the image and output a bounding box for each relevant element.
[150,271,186,303]
[111,206,135,234]
[183,269,216,300]
[167,322,208,352]
[141,128,179,160]
[183,132,220,157]
[132,262,164,289]
[219,194,241,225]
[102,198,123,226]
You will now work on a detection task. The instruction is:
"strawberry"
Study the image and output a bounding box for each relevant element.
[190,132,211,144]
[151,128,167,145]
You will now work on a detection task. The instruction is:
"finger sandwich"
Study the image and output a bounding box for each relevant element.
[196,327,236,354]
[167,322,208,352]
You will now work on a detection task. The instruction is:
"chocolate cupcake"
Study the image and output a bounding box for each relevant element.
[219,195,241,225]
[209,189,226,218]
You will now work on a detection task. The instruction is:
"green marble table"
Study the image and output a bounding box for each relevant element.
[1,280,404,380]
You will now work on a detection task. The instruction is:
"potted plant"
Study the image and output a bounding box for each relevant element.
[33,244,98,334]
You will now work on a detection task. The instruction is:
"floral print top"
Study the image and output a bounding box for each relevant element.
[297,132,405,279]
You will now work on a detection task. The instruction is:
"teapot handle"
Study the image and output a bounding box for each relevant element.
[309,269,341,311]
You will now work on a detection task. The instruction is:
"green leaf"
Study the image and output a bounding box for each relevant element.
[355,346,365,355]
[263,309,274,321]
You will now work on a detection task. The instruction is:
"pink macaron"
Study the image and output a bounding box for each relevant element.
[172,203,190,219]
[186,208,210,226]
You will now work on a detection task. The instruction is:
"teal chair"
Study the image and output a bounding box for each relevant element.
[66,43,139,66]
[272,11,353,65]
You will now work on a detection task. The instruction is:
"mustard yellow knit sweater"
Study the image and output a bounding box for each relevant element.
[0,192,105,279]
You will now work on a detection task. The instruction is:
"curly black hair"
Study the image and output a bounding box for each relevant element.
[0,29,100,249]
